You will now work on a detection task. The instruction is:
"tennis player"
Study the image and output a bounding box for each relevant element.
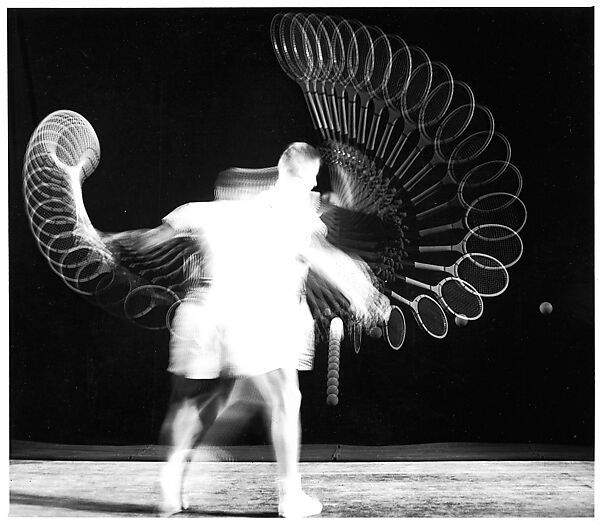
[135,143,388,517]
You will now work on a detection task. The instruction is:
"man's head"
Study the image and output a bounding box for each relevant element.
[277,142,321,191]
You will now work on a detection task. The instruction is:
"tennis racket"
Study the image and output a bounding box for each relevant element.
[366,36,411,154]
[409,224,523,268]
[398,274,484,320]
[384,64,456,170]
[417,191,527,238]
[389,290,448,339]
[402,252,509,297]
[271,13,325,138]
[376,47,432,162]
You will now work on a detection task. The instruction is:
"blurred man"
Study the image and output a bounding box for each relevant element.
[136,143,386,517]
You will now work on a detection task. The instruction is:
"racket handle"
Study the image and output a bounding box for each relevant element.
[412,260,446,273]
[409,179,443,207]
[316,87,335,138]
[403,276,429,291]
[327,89,341,137]
[357,101,369,147]
[301,90,320,132]
[418,220,458,237]
[312,92,331,141]
[415,198,451,221]
[326,317,343,407]
[387,131,411,169]
[352,320,362,354]
[376,120,395,160]
[389,290,410,306]
[349,97,357,141]
[403,159,434,192]
[367,108,383,152]
[393,142,420,178]
[418,244,454,253]
[336,91,348,138]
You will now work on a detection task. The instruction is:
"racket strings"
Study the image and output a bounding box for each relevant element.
[438,278,483,319]
[366,35,393,98]
[463,226,523,267]
[454,254,509,297]
[465,192,527,234]
[415,295,448,338]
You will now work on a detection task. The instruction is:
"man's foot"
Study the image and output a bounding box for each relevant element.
[278,490,323,518]
[181,494,190,510]
[157,500,183,517]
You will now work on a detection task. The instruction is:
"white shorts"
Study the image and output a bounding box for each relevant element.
[168,291,315,379]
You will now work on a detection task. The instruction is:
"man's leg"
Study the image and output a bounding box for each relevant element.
[250,368,322,518]
[159,375,233,515]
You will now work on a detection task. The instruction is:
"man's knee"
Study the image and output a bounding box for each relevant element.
[273,369,302,413]
[282,384,302,413]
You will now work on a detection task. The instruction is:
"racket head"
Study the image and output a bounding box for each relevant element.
[347,23,377,91]
[365,32,393,98]
[270,13,299,81]
[166,294,209,343]
[290,13,317,80]
[457,160,521,206]
[332,18,361,87]
[448,132,511,186]
[400,48,433,123]
[124,284,179,330]
[431,103,474,159]
[279,13,307,81]
[384,305,406,350]
[448,129,495,170]
[94,268,136,312]
[453,253,510,297]
[417,76,454,141]
[435,276,484,320]
[462,224,524,267]
[383,44,412,109]
[311,14,335,82]
[25,110,101,183]
[464,191,528,235]
[291,13,320,81]
[412,294,448,339]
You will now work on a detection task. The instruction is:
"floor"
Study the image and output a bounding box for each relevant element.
[9,459,594,517]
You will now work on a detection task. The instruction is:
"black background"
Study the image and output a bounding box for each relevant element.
[8,8,594,446]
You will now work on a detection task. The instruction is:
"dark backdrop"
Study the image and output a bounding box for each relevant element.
[8,8,594,446]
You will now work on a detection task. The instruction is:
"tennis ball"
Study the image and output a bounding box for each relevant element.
[455,316,469,327]
[327,370,339,379]
[326,393,339,406]
[327,385,339,396]
[539,301,553,315]
[327,377,339,387]
[368,326,383,339]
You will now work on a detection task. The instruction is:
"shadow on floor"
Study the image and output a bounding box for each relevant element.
[10,491,278,517]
